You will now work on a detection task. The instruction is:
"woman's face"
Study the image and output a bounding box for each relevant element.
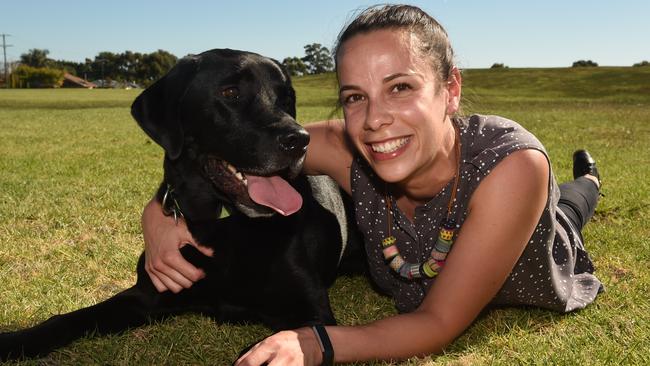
[337,29,460,185]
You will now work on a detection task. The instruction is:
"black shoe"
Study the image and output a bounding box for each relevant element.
[573,149,601,189]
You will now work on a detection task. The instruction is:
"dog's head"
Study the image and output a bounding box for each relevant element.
[131,49,308,218]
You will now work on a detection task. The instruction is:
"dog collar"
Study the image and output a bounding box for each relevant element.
[161,184,185,224]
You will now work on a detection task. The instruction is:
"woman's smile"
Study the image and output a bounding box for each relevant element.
[367,136,412,161]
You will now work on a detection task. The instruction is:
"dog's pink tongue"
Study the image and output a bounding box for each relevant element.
[246,175,302,216]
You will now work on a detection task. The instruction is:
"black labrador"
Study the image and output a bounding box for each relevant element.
[0,49,362,361]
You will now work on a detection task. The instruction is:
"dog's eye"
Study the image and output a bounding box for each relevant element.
[221,87,240,99]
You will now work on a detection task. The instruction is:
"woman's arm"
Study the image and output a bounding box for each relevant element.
[236,149,550,365]
[303,120,353,195]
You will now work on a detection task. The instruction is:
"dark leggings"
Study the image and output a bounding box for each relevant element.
[557,176,600,236]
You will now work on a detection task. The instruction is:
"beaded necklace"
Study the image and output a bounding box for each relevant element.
[381,123,461,280]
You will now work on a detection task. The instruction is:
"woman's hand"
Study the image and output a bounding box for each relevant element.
[141,199,214,293]
[235,328,323,366]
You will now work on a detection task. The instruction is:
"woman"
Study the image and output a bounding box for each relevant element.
[142,5,603,365]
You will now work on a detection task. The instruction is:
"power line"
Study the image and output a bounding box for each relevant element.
[2,34,13,88]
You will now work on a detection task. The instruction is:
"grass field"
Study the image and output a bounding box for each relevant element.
[1,66,649,365]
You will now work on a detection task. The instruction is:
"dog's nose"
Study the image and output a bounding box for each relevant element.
[278,130,310,154]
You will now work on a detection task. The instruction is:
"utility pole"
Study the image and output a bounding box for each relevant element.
[1,34,12,88]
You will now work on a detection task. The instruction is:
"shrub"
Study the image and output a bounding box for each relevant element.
[572,60,598,67]
[12,65,64,88]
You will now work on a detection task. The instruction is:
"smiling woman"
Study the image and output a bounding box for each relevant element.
[336,29,460,192]
[141,4,604,365]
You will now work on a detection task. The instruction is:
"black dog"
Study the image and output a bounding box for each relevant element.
[0,49,361,361]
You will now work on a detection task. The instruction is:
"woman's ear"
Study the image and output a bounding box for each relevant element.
[445,67,462,115]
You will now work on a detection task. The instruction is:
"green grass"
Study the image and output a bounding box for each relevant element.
[1,66,649,365]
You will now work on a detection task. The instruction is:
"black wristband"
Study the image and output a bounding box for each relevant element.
[312,324,334,366]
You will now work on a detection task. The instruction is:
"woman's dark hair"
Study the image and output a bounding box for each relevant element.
[334,4,455,84]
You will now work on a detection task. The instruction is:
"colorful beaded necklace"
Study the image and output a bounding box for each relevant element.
[381,123,461,280]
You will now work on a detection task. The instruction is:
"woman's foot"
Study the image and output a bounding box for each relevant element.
[573,150,601,190]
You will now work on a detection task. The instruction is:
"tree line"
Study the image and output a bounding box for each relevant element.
[491,59,650,69]
[9,43,335,88]
[17,43,644,88]
[12,48,178,88]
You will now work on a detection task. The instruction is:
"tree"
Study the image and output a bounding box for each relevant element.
[572,60,598,67]
[76,58,95,80]
[282,57,308,76]
[633,60,649,67]
[93,51,120,81]
[301,43,333,74]
[20,49,51,68]
[490,63,508,69]
[49,59,83,74]
[140,49,177,85]
[118,51,144,82]
[81,50,175,86]
[12,65,63,88]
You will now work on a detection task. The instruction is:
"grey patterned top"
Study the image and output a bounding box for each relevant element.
[351,114,602,313]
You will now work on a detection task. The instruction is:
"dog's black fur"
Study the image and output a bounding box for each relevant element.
[0,49,362,361]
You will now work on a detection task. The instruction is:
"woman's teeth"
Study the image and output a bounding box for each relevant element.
[371,137,410,153]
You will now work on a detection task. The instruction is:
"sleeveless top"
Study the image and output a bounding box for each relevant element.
[351,114,602,313]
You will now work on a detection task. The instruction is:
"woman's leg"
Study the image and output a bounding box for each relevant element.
[558,149,601,233]
[558,176,600,232]
[558,150,603,279]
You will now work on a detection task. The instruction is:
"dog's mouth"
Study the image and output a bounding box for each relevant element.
[202,156,303,217]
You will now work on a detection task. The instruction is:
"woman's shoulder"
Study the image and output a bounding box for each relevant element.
[460,114,536,141]
[458,114,548,176]
[461,114,545,155]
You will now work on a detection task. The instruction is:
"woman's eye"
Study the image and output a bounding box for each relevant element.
[391,83,411,93]
[342,94,364,105]
[221,86,240,99]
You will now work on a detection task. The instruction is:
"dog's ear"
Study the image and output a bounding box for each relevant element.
[272,59,297,119]
[131,55,200,160]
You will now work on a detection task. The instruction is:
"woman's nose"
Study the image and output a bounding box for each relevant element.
[364,99,393,130]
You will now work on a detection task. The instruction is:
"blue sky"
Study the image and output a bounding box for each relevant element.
[3,0,649,69]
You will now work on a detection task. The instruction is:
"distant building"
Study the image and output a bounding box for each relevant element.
[91,79,141,89]
[62,73,97,88]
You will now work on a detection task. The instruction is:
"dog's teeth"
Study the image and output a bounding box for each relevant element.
[222,162,247,184]
[242,178,248,186]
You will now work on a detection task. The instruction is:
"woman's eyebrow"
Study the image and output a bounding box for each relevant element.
[383,72,423,83]
[339,72,422,94]
[383,73,410,83]
[339,84,361,94]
